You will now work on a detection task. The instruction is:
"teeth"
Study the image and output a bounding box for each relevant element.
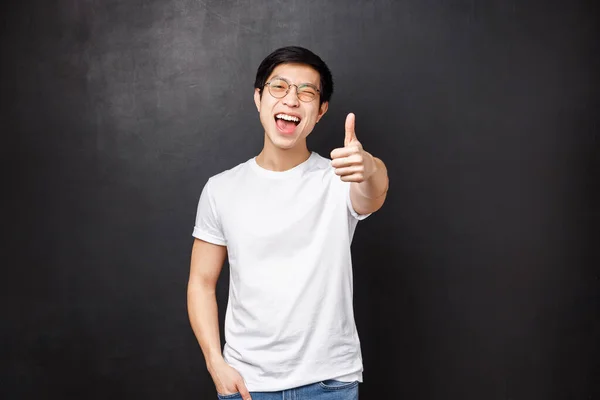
[276,114,300,123]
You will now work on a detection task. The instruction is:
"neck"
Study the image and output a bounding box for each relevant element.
[255,134,311,172]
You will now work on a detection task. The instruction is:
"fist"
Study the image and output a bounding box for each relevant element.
[330,113,376,183]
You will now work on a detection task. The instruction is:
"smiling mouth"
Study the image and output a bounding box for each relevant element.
[274,113,301,135]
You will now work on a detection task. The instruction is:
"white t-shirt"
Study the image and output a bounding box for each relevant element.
[192,151,370,392]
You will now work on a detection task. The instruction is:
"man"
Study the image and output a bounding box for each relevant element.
[187,46,389,400]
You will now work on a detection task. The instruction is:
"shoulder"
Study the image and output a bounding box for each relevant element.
[206,158,252,188]
[196,158,254,206]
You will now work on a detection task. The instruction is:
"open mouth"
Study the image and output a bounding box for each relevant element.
[274,113,301,135]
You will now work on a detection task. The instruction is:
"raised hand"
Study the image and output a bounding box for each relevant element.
[330,113,377,183]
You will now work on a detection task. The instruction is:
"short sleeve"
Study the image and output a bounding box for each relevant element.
[345,181,371,221]
[192,178,227,246]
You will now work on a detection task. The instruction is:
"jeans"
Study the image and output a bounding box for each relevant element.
[217,380,359,400]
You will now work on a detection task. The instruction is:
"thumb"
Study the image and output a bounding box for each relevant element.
[344,112,356,147]
[237,381,252,400]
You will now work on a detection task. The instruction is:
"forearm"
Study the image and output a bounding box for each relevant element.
[187,283,224,370]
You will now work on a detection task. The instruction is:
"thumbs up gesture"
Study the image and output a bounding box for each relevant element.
[330,113,377,183]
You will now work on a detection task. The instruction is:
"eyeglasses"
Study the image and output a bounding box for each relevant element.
[264,78,321,103]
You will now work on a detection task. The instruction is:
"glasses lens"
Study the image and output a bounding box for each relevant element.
[268,79,288,98]
[297,86,318,102]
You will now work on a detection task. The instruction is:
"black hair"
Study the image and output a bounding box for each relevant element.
[254,46,334,105]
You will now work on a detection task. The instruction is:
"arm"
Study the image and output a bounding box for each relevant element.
[187,238,252,400]
[331,113,389,216]
[187,238,227,368]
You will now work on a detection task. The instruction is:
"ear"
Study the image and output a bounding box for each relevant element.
[254,88,262,112]
[316,101,329,123]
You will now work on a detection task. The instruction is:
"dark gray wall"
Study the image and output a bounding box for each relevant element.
[2,0,598,398]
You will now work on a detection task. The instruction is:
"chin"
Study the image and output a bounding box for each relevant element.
[269,135,298,150]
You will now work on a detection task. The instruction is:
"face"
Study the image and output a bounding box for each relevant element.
[254,63,328,150]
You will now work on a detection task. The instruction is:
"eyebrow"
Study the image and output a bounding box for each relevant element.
[271,75,319,88]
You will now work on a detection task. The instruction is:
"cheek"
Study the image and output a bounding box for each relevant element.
[304,108,319,124]
[259,106,272,121]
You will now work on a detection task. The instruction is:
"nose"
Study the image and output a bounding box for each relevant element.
[282,85,300,107]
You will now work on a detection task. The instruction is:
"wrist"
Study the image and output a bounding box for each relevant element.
[206,353,225,371]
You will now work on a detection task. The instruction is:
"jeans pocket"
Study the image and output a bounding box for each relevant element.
[319,379,359,391]
[217,392,242,399]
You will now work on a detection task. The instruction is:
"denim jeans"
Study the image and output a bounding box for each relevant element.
[217,380,359,400]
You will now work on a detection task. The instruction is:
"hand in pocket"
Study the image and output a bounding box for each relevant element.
[210,359,252,400]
